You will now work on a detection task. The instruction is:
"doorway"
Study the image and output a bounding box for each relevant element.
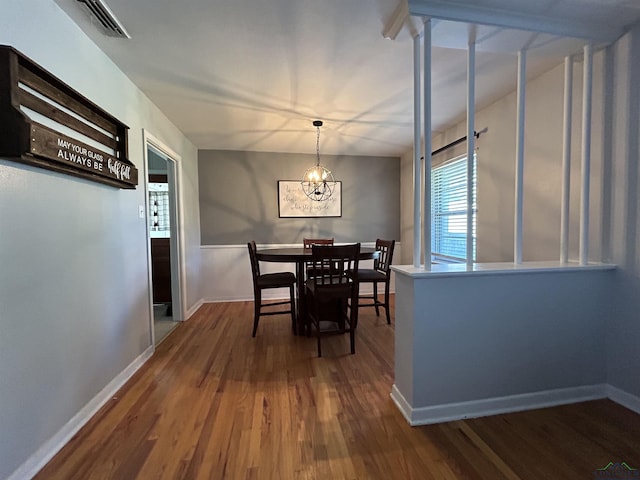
[144,132,184,346]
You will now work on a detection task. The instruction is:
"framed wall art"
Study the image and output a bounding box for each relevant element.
[277,180,342,218]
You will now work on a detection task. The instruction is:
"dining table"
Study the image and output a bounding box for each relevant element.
[256,246,379,335]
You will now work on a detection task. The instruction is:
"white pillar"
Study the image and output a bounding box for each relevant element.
[423,18,432,270]
[560,56,573,264]
[580,43,593,265]
[413,33,422,268]
[466,27,476,267]
[514,49,526,265]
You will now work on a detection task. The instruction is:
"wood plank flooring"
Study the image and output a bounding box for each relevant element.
[36,297,640,479]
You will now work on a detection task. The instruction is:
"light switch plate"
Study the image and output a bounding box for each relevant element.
[138,205,145,218]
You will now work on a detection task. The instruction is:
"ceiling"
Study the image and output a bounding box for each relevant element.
[53,0,640,157]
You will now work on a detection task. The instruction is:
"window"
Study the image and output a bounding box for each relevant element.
[149,182,171,237]
[431,154,477,262]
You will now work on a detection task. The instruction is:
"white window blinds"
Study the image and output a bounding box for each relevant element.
[431,154,477,262]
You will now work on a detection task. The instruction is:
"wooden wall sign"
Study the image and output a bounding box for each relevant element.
[0,45,138,189]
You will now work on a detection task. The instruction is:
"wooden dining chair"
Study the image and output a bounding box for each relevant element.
[303,237,334,278]
[304,243,360,357]
[357,239,395,324]
[247,241,296,337]
[303,237,334,248]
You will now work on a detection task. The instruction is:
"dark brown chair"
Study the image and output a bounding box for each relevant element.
[247,241,296,337]
[303,237,334,278]
[303,237,334,248]
[357,239,395,324]
[304,243,360,357]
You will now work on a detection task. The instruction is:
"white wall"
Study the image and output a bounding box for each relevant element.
[0,1,200,479]
[392,265,613,425]
[200,243,401,302]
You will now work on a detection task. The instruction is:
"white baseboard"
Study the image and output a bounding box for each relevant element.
[204,286,395,304]
[607,384,640,415]
[391,384,608,426]
[204,296,253,303]
[186,297,205,319]
[7,346,154,480]
[390,384,414,424]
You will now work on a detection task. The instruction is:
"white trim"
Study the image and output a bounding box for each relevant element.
[143,130,186,347]
[390,384,414,425]
[579,43,593,266]
[393,384,607,426]
[200,242,381,250]
[607,385,640,415]
[392,260,616,278]
[186,298,205,319]
[422,17,432,272]
[407,0,622,42]
[205,296,255,304]
[560,55,573,264]
[7,346,154,480]
[514,49,526,265]
[413,31,422,268]
[203,292,293,303]
[466,31,475,268]
[203,279,397,304]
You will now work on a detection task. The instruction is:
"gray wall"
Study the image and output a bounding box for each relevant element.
[199,150,400,244]
[0,2,201,479]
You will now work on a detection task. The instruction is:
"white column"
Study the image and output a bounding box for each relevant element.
[466,27,476,267]
[560,56,573,264]
[423,18,432,270]
[580,43,593,265]
[413,33,422,268]
[514,49,526,265]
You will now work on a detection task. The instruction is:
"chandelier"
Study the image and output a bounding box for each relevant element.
[301,120,336,201]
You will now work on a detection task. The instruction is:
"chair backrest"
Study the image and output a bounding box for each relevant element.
[374,239,395,274]
[308,243,360,299]
[247,241,261,284]
[303,237,334,249]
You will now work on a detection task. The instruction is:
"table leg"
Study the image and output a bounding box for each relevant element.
[295,260,307,336]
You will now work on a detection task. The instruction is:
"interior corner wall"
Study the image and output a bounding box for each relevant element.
[198,150,401,245]
[0,2,200,479]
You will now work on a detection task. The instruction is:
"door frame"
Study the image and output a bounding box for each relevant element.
[143,130,186,347]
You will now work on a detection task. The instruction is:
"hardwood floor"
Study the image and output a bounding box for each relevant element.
[36,297,640,479]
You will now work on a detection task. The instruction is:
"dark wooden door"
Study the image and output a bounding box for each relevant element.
[151,237,172,304]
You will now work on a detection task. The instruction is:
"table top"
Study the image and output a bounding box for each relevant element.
[256,246,378,262]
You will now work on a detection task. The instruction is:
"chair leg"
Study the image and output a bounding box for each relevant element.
[307,295,313,338]
[349,302,356,354]
[252,291,261,337]
[384,281,391,324]
[289,284,296,333]
[349,324,355,354]
[373,283,380,316]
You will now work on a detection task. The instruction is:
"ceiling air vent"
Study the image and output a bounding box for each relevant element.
[76,0,131,39]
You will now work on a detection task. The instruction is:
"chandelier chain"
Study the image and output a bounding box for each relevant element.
[316,124,321,166]
[301,119,336,202]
